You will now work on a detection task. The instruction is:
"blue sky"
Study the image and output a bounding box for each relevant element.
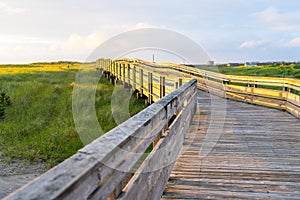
[0,0,300,64]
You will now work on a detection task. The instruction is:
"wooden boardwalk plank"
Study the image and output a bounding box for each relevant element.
[162,90,300,199]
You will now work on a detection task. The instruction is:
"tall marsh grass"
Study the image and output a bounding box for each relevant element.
[0,63,147,167]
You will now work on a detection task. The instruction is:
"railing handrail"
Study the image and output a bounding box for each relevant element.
[112,57,300,87]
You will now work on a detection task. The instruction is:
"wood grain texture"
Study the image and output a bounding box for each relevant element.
[162,90,300,199]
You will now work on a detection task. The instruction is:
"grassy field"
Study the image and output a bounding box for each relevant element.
[0,62,147,167]
[195,64,300,78]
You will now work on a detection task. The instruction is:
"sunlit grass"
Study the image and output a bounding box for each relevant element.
[0,62,94,75]
[0,62,147,167]
[196,64,300,78]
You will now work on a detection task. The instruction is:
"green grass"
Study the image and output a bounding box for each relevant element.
[0,65,147,167]
[194,64,300,79]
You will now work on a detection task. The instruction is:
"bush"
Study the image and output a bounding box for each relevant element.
[0,91,12,119]
[0,104,4,119]
[294,65,300,69]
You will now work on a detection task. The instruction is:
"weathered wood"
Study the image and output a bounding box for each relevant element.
[119,92,196,200]
[162,91,300,199]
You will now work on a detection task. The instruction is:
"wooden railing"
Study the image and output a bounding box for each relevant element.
[97,58,192,103]
[182,67,300,119]
[5,59,197,200]
[101,58,299,119]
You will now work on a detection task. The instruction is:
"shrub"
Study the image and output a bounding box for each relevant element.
[0,104,4,119]
[0,91,12,119]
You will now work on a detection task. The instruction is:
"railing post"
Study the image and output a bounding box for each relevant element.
[127,64,131,87]
[115,63,118,84]
[148,72,153,104]
[250,81,255,104]
[160,76,166,98]
[109,60,112,73]
[122,63,126,86]
[139,69,143,97]
[283,81,291,93]
[222,80,229,98]
[175,81,179,89]
[179,78,183,87]
[133,65,136,91]
[115,63,118,79]
[119,63,122,82]
[117,63,122,85]
[113,62,116,75]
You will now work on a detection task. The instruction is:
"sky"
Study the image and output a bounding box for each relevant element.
[0,0,300,64]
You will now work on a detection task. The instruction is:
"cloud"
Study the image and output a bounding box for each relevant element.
[120,22,158,31]
[240,40,267,48]
[254,7,300,31]
[132,22,156,29]
[283,37,300,48]
[0,34,51,45]
[0,33,101,63]
[254,7,278,24]
[50,32,106,52]
[50,23,158,52]
[0,2,25,14]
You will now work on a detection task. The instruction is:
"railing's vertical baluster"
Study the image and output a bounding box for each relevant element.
[113,61,116,75]
[127,63,131,87]
[109,59,112,73]
[222,80,229,98]
[110,61,115,85]
[140,69,143,97]
[115,62,118,84]
[133,65,136,91]
[148,72,153,104]
[115,62,118,81]
[160,76,165,98]
[119,62,122,84]
[114,62,117,84]
[118,63,122,81]
[283,81,291,93]
[118,63,121,82]
[123,63,126,85]
[179,78,183,87]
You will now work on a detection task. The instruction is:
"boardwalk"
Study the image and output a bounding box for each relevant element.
[162,91,300,199]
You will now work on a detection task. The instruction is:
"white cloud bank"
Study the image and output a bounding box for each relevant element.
[283,37,300,48]
[0,22,158,63]
[50,22,156,52]
[240,40,267,48]
[254,7,300,31]
[0,2,25,14]
[50,32,106,52]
